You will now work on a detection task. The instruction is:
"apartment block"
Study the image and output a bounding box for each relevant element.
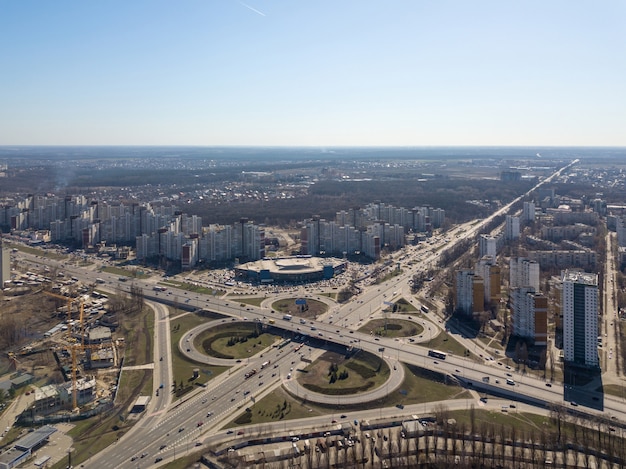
[562,270,599,367]
[509,257,540,291]
[510,287,548,345]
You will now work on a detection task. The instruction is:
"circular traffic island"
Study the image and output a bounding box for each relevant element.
[358,318,424,338]
[298,350,390,395]
[195,322,280,360]
[271,297,328,320]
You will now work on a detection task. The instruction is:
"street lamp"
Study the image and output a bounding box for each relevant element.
[67,447,74,469]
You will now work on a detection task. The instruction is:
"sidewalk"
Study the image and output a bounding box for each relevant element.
[0,391,33,438]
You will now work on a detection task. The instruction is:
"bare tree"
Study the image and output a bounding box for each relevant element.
[510,426,517,466]
[479,422,488,467]
[489,424,496,465]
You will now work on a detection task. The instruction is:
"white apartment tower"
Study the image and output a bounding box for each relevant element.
[510,287,548,345]
[455,269,475,315]
[561,270,599,367]
[479,234,498,258]
[509,257,540,291]
[476,256,501,305]
[0,238,10,286]
[523,201,536,223]
[505,215,520,241]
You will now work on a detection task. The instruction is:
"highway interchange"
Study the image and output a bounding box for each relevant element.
[13,157,626,467]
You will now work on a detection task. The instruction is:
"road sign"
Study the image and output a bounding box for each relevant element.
[295,298,307,305]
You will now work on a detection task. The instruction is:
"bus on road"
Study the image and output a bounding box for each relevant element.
[428,349,447,360]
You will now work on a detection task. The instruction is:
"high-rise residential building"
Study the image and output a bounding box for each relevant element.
[510,287,548,345]
[452,268,487,314]
[476,256,501,306]
[472,275,485,314]
[617,216,626,247]
[505,215,520,241]
[510,257,540,291]
[0,238,10,286]
[429,208,445,228]
[523,201,536,223]
[479,234,498,258]
[561,270,599,367]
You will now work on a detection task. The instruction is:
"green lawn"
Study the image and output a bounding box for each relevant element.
[10,243,66,260]
[299,350,390,395]
[358,318,424,338]
[100,265,151,279]
[236,297,266,307]
[225,386,325,428]
[271,298,328,317]
[196,323,281,359]
[163,280,224,296]
[447,408,553,434]
[373,269,404,285]
[392,298,418,312]
[170,311,228,393]
[422,328,472,359]
[227,362,470,429]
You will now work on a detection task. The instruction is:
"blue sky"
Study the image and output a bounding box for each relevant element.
[1,1,625,146]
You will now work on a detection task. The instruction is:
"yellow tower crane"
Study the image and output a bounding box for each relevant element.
[69,342,108,410]
[43,291,74,328]
[43,291,85,341]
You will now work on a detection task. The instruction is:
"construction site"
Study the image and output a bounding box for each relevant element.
[1,267,137,425]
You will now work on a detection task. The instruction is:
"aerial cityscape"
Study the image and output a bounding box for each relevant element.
[0,147,625,469]
[2,1,626,468]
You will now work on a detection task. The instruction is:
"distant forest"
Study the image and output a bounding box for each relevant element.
[188,179,535,227]
[5,158,617,229]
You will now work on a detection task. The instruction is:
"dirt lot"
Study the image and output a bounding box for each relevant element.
[0,291,65,372]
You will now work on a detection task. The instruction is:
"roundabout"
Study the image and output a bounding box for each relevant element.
[178,316,407,405]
